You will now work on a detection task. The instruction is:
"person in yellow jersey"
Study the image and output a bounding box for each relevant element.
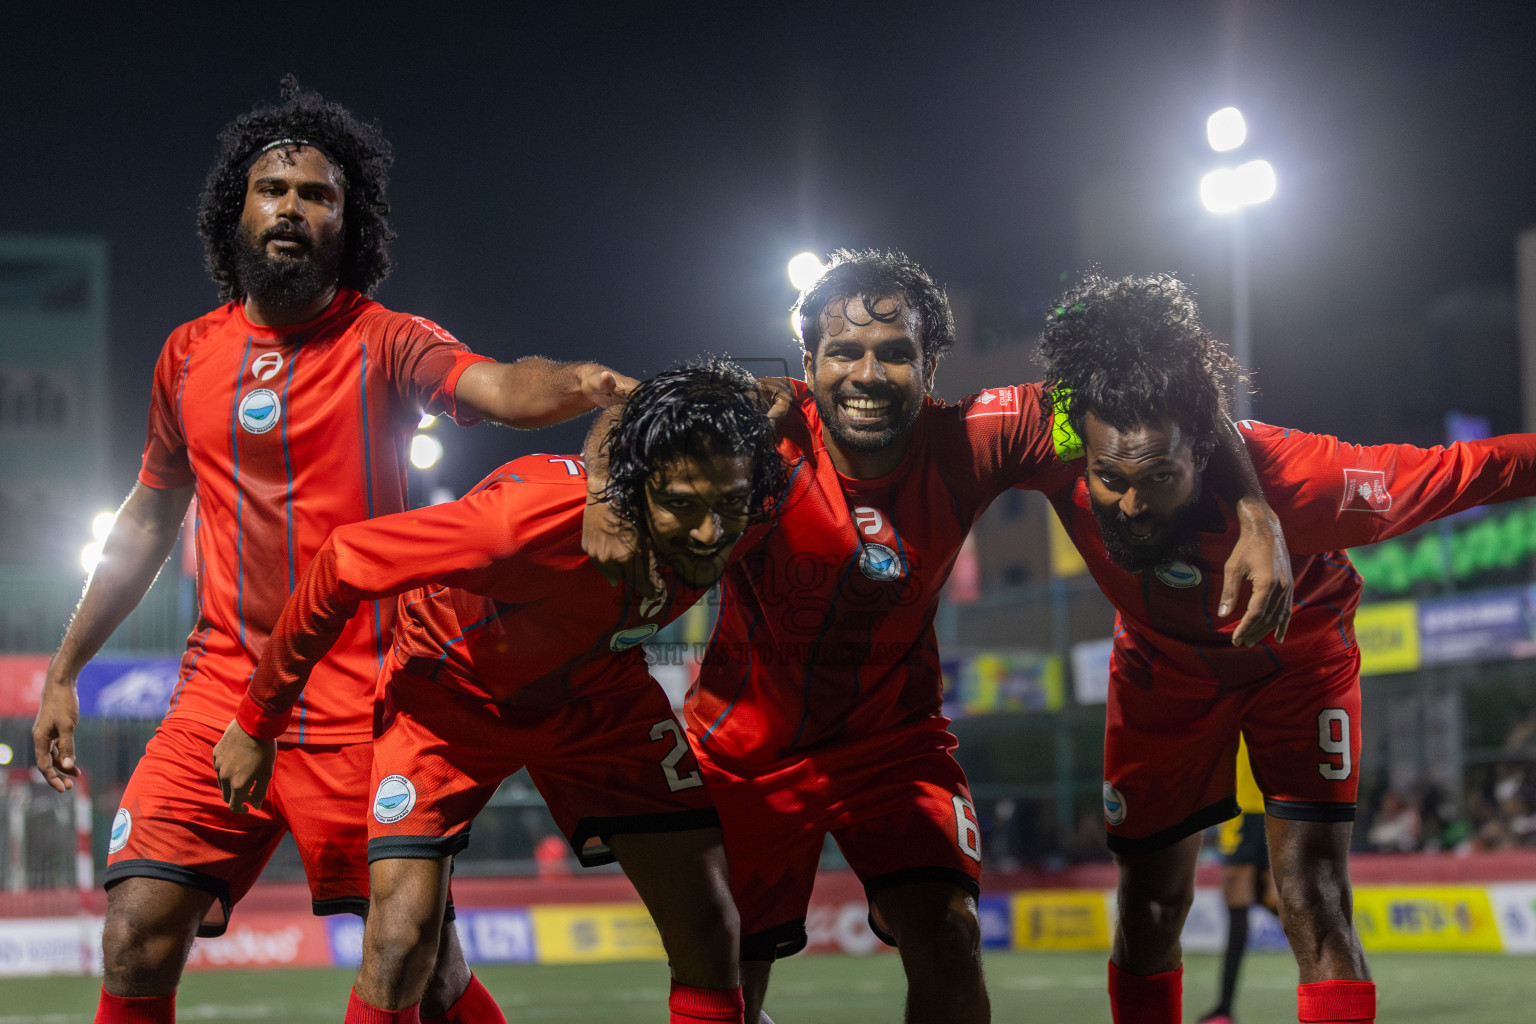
[1198,736,1280,1024]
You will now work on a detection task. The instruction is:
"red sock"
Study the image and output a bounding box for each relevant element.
[668,980,745,1023]
[345,988,421,1024]
[422,974,506,1024]
[1107,959,1182,1024]
[1298,980,1376,1023]
[95,989,175,1024]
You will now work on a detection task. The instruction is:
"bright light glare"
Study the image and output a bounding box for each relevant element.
[791,311,803,339]
[1207,107,1247,152]
[410,433,444,470]
[1234,159,1277,204]
[0,743,12,766]
[1200,168,1243,214]
[418,412,437,428]
[92,511,116,542]
[81,541,105,574]
[787,252,826,292]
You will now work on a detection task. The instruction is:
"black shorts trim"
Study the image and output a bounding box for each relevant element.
[1107,797,1240,858]
[570,808,721,868]
[313,896,370,919]
[104,859,233,939]
[741,918,808,962]
[1265,798,1356,823]
[367,831,472,863]
[860,866,982,947]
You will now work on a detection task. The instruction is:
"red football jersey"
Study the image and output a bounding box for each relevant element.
[687,380,1076,768]
[1048,421,1536,698]
[238,454,719,739]
[139,289,489,743]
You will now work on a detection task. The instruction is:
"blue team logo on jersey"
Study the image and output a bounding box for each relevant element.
[1102,782,1128,826]
[858,542,904,582]
[237,388,282,435]
[373,775,417,824]
[609,624,659,652]
[1152,560,1202,589]
[109,808,131,854]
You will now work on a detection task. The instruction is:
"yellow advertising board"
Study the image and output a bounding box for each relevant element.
[1010,890,1111,950]
[1353,601,1420,676]
[1048,515,1088,578]
[1352,886,1503,953]
[529,903,667,963]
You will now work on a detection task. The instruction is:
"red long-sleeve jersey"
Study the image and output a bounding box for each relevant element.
[140,289,488,743]
[1049,421,1536,697]
[686,380,1077,769]
[237,454,718,740]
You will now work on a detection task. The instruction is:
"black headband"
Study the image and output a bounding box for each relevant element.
[240,137,340,175]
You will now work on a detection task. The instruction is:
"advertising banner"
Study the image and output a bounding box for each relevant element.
[1009,890,1111,951]
[184,912,333,971]
[1354,601,1421,676]
[1489,884,1536,954]
[1351,886,1503,952]
[529,903,667,964]
[1417,587,1536,666]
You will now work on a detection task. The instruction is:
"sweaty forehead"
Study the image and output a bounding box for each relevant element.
[819,294,915,340]
[1085,415,1190,464]
[246,145,343,186]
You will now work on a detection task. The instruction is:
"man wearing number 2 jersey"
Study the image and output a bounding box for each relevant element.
[1037,271,1536,1024]
[682,251,1294,1024]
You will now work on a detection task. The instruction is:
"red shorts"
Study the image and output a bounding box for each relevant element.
[366,665,719,865]
[105,719,370,937]
[695,717,983,961]
[1103,649,1362,856]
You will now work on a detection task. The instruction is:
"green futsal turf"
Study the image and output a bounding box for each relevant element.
[4,951,1534,1022]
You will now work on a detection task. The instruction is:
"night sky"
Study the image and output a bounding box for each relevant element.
[6,1,1536,500]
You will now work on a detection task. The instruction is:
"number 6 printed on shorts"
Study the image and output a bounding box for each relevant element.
[650,718,704,792]
[952,794,982,863]
[1317,707,1352,780]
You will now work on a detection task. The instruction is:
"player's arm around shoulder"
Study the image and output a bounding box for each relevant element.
[1208,418,1294,645]
[455,357,636,429]
[34,481,193,792]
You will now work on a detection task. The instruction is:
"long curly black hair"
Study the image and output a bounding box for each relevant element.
[1037,272,1245,461]
[197,74,396,301]
[793,248,955,366]
[600,357,788,531]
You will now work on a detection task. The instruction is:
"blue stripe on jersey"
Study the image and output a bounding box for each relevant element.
[1295,598,1353,648]
[357,343,385,672]
[281,351,299,590]
[1319,553,1363,585]
[175,352,193,446]
[426,600,532,680]
[166,627,209,714]
[233,338,253,650]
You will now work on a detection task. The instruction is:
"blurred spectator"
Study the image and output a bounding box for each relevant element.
[1365,790,1421,851]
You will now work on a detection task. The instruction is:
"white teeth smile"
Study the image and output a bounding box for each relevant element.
[840,397,891,415]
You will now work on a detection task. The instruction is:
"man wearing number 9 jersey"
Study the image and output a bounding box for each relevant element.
[1037,272,1536,1024]
[214,360,787,1024]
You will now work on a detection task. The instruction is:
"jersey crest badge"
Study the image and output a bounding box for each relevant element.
[373,775,417,824]
[108,808,132,854]
[966,386,1020,419]
[251,352,284,381]
[609,624,659,652]
[237,388,282,434]
[1153,560,1202,589]
[1340,468,1392,512]
[1102,782,1128,826]
[859,542,904,581]
[852,505,906,581]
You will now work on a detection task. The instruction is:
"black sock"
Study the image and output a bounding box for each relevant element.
[1214,904,1250,1015]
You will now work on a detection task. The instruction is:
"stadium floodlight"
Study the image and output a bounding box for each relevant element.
[418,412,437,428]
[80,541,104,574]
[787,252,826,292]
[1207,106,1247,152]
[410,433,444,470]
[92,511,116,543]
[1199,168,1244,214]
[0,743,11,766]
[1234,159,1277,205]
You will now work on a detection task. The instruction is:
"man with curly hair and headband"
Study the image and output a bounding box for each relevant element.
[588,250,1296,1024]
[31,76,631,1024]
[1036,272,1536,1024]
[214,359,786,1024]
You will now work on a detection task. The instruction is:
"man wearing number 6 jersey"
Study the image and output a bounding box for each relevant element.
[213,360,788,1024]
[1036,272,1536,1024]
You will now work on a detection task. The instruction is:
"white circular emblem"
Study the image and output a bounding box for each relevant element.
[109,808,132,854]
[373,775,417,824]
[1153,560,1202,589]
[1102,782,1128,826]
[237,388,282,434]
[609,624,659,652]
[858,542,903,581]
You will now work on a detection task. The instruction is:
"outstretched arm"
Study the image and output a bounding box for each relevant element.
[1205,420,1294,646]
[35,482,193,791]
[454,358,634,428]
